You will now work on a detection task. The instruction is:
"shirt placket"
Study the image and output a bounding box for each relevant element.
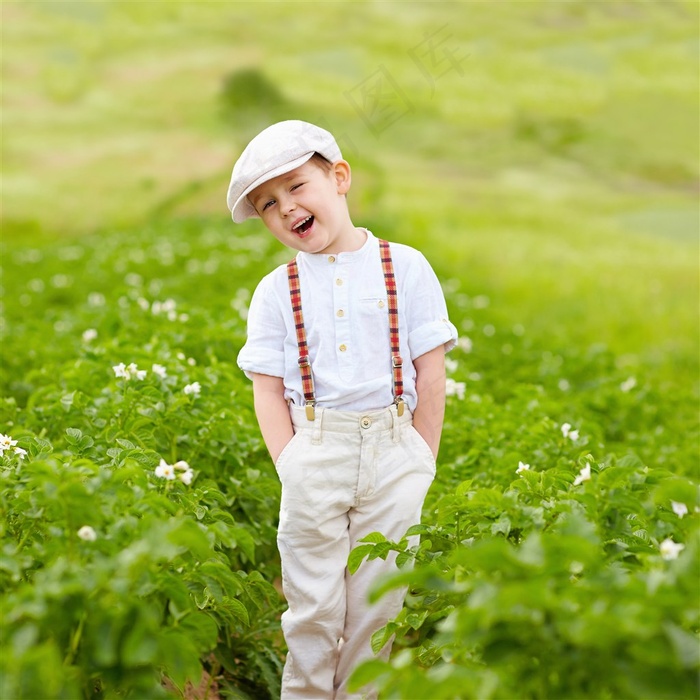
[331,255,353,378]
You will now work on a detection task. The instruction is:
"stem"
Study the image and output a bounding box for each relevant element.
[16,523,35,552]
[64,611,86,665]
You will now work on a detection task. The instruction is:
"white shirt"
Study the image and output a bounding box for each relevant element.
[237,229,458,412]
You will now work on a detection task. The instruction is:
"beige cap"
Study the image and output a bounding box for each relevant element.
[227,120,342,223]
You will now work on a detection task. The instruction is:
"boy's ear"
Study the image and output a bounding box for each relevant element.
[333,160,352,195]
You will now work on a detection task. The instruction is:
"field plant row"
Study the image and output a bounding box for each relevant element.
[1,218,698,699]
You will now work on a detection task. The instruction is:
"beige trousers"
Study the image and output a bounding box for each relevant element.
[275,404,436,700]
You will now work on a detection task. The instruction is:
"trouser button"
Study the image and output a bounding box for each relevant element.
[360,416,372,429]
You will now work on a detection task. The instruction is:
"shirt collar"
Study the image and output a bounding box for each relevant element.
[298,228,376,266]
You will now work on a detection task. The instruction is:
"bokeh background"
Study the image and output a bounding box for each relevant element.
[3,1,698,370]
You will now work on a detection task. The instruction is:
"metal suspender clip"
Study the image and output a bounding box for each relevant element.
[305,401,316,421]
[394,396,405,417]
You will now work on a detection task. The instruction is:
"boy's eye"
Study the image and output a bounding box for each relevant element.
[262,199,275,211]
[291,183,304,191]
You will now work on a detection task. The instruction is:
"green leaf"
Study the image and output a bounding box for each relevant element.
[223,597,250,627]
[370,624,395,654]
[179,612,218,652]
[491,516,511,537]
[61,392,75,412]
[348,544,375,575]
[65,427,82,444]
[359,532,388,544]
[347,659,390,692]
[405,524,431,537]
[166,519,213,561]
[122,618,159,667]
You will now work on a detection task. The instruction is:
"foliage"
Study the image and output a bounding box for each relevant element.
[1,222,287,698]
[1,214,697,698]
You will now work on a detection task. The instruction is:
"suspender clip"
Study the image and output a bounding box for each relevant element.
[298,356,310,368]
[305,401,316,421]
[392,355,403,368]
[394,396,405,417]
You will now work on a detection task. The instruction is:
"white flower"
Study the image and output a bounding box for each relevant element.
[137,297,150,311]
[152,363,167,379]
[77,525,97,541]
[87,292,105,307]
[183,382,201,397]
[0,434,27,459]
[113,362,129,378]
[660,538,685,561]
[573,463,591,486]
[620,377,637,393]
[0,434,17,454]
[0,435,15,452]
[445,378,466,400]
[114,362,147,380]
[126,363,147,380]
[445,357,458,374]
[82,328,98,342]
[671,501,688,518]
[516,461,530,475]
[154,459,176,480]
[178,469,194,485]
[152,299,176,315]
[458,336,473,353]
[569,561,584,575]
[156,459,193,485]
[187,357,196,366]
[561,423,580,441]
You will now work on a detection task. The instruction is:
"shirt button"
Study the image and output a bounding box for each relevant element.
[336,309,344,317]
[336,278,343,286]
[339,344,347,352]
[360,416,372,429]
[378,300,385,308]
[328,256,336,263]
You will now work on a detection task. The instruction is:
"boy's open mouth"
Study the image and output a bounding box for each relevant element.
[293,215,314,234]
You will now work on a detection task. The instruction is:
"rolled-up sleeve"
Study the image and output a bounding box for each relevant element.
[237,275,286,379]
[404,253,458,359]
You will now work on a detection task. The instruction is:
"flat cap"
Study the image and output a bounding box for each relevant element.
[227,120,342,223]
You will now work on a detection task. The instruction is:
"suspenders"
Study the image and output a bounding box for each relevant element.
[286,239,405,421]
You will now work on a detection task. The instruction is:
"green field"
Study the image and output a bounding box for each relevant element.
[2,2,698,698]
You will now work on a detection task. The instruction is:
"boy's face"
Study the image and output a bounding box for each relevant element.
[247,158,353,255]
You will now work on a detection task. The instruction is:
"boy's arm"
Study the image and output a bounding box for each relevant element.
[412,345,446,460]
[250,372,294,464]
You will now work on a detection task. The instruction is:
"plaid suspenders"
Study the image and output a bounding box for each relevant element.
[379,239,405,416]
[286,239,405,421]
[287,257,317,421]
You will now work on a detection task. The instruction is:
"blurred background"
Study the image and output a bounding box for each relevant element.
[2,0,698,374]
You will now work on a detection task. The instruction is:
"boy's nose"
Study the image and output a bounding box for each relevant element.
[280,197,297,216]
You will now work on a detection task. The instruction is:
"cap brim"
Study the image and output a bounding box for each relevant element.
[230,152,315,223]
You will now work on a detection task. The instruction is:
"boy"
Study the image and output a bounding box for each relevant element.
[228,120,457,699]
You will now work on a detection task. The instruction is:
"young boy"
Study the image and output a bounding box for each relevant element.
[227,120,457,699]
